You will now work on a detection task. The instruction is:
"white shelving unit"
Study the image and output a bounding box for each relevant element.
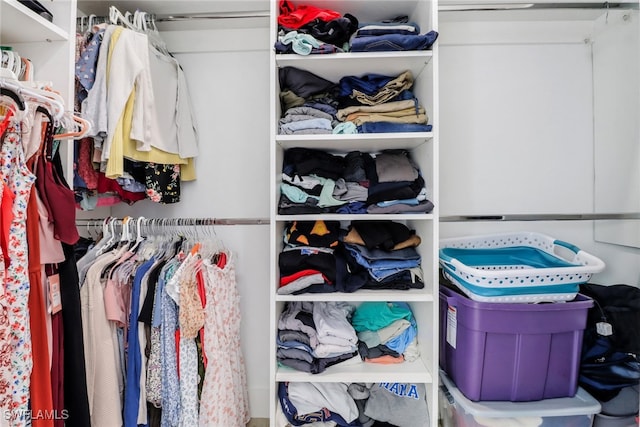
[269,0,440,425]
[1,0,78,179]
[1,0,70,42]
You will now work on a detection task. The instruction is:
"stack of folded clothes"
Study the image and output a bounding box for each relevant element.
[351,302,420,364]
[274,1,439,56]
[278,67,435,134]
[278,66,341,135]
[279,105,338,135]
[279,148,434,215]
[365,149,433,213]
[277,381,430,427]
[350,14,438,53]
[278,220,341,294]
[275,0,359,54]
[336,70,432,134]
[278,220,425,294]
[342,221,424,291]
[276,301,361,374]
[277,382,361,426]
[339,221,424,291]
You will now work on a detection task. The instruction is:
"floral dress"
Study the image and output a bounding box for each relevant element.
[0,119,37,426]
[0,155,11,416]
[198,252,249,426]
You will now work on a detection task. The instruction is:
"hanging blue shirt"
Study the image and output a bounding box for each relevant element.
[123,257,155,427]
[75,28,105,102]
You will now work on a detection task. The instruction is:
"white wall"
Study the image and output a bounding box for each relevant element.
[438,14,640,286]
[438,18,594,215]
[592,11,640,249]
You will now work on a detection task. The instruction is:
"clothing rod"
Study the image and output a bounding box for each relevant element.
[441,213,640,222]
[75,217,270,225]
[439,1,638,11]
[76,11,269,26]
[154,10,270,22]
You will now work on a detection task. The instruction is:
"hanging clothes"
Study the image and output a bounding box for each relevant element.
[25,116,54,427]
[0,112,37,427]
[5,84,249,425]
[199,252,250,426]
[75,12,199,208]
[80,244,127,427]
[57,243,91,427]
[2,67,89,427]
[76,218,250,427]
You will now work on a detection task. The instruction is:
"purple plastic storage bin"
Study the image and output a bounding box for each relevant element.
[439,285,593,402]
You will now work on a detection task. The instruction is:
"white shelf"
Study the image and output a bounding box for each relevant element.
[276,358,434,383]
[276,51,433,81]
[275,213,435,222]
[275,288,435,302]
[276,132,433,151]
[270,0,440,424]
[0,0,69,43]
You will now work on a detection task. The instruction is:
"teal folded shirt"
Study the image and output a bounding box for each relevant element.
[351,302,414,332]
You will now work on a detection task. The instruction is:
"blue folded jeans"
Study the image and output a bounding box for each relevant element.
[345,245,421,274]
[350,31,439,52]
[345,243,421,262]
[338,73,396,97]
[357,122,433,133]
[356,21,421,36]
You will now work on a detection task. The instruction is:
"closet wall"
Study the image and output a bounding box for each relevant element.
[73,0,640,421]
[75,1,273,415]
[438,7,640,286]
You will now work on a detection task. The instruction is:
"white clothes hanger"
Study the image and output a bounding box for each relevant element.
[98,217,122,255]
[92,217,115,256]
[129,216,146,253]
[138,10,171,56]
[109,6,137,30]
[0,49,21,80]
[119,216,132,244]
[1,78,65,121]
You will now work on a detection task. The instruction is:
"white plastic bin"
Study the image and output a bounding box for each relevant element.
[439,232,605,303]
[439,371,602,427]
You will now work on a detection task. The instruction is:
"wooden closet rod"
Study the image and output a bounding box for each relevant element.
[441,213,640,222]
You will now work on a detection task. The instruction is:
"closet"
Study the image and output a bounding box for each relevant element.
[3,0,639,425]
[437,5,640,425]
[437,1,640,284]
[269,0,439,426]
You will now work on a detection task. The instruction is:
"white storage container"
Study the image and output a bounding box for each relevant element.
[439,232,606,303]
[439,372,602,427]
